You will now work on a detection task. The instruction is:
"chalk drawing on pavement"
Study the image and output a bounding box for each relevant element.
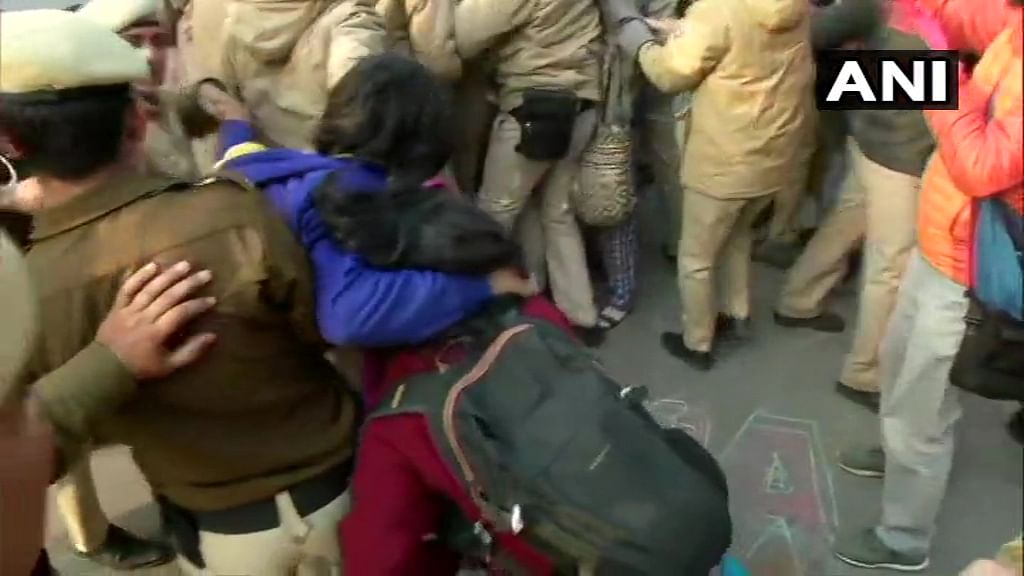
[643,398,712,447]
[718,411,839,576]
[764,452,793,495]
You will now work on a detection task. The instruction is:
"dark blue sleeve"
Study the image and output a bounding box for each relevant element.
[308,239,494,347]
[218,120,261,157]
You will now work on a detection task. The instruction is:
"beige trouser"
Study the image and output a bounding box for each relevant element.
[678,190,772,352]
[55,458,110,553]
[178,491,350,576]
[778,138,920,392]
[775,152,866,319]
[478,109,599,327]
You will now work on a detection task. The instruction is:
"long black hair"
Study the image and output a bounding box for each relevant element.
[313,54,521,275]
[313,53,454,186]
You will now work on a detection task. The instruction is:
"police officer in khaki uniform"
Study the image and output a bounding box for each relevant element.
[1,11,359,574]
[605,0,815,370]
[1,228,218,576]
[189,0,388,150]
[79,0,200,180]
[376,0,461,81]
[455,0,605,331]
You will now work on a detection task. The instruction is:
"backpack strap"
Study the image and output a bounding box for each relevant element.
[198,168,260,194]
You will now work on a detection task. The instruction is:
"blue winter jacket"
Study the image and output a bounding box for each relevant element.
[217,120,494,346]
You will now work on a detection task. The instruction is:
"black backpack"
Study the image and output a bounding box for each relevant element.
[370,303,732,575]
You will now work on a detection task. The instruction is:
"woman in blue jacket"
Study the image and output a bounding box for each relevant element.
[202,54,537,348]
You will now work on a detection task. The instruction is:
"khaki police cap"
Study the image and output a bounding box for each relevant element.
[78,0,161,32]
[0,10,149,95]
[0,231,38,396]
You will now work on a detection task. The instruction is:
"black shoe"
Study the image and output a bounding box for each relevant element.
[773,311,846,333]
[660,332,714,371]
[715,315,752,344]
[753,240,802,270]
[797,227,818,246]
[836,381,880,412]
[575,326,606,348]
[838,445,886,478]
[1008,409,1024,446]
[31,550,57,576]
[74,525,173,570]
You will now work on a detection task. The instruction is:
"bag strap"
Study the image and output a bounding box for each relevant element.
[600,38,634,127]
[202,168,260,194]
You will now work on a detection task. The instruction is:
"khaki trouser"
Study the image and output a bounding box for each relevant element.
[478,110,599,327]
[678,191,772,352]
[55,458,110,553]
[178,491,350,576]
[775,152,866,319]
[778,138,920,392]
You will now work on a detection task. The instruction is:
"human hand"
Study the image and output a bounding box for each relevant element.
[488,268,540,298]
[599,0,644,26]
[196,80,249,122]
[96,261,217,380]
[646,17,682,40]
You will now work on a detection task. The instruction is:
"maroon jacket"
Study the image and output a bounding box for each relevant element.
[341,297,572,574]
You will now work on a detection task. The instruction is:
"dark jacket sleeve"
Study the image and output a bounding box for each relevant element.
[31,342,138,473]
[811,0,884,50]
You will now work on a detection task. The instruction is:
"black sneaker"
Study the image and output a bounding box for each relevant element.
[575,326,606,348]
[773,311,846,333]
[834,528,929,572]
[753,239,802,270]
[715,315,753,344]
[838,446,886,478]
[836,381,880,412]
[660,332,714,371]
[74,525,173,570]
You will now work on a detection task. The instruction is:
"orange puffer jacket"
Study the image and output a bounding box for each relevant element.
[917,0,1023,286]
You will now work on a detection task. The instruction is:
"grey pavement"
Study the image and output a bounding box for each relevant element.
[46,205,1023,575]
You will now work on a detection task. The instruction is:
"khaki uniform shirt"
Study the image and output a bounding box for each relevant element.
[218,0,388,149]
[19,172,357,511]
[454,0,604,111]
[377,0,462,81]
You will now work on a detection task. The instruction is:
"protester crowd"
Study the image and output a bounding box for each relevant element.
[0,0,1021,574]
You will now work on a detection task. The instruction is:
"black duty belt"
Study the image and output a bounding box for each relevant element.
[194,460,353,535]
